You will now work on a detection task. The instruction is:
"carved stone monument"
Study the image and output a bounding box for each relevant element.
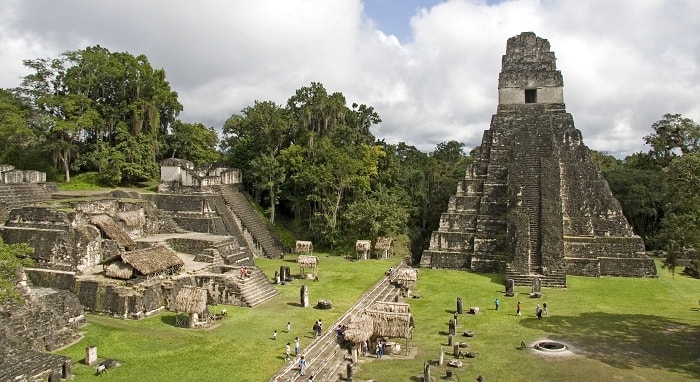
[420,32,657,286]
[456,297,463,314]
[300,285,309,307]
[505,279,515,297]
[85,346,97,365]
[530,277,542,298]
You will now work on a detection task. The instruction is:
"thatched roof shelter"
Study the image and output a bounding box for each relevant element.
[365,309,414,339]
[374,237,393,258]
[356,240,371,260]
[104,261,134,280]
[394,268,418,290]
[120,245,184,277]
[295,240,313,254]
[371,301,411,313]
[375,237,393,249]
[343,313,374,344]
[90,214,136,248]
[343,305,414,345]
[298,255,319,268]
[175,286,208,314]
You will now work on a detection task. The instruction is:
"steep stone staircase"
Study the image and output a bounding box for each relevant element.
[215,185,286,258]
[207,196,254,260]
[232,267,279,307]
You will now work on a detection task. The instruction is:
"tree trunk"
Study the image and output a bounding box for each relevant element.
[59,150,70,182]
[269,188,276,226]
[331,187,343,229]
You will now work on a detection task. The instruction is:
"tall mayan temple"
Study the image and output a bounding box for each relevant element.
[420,32,657,286]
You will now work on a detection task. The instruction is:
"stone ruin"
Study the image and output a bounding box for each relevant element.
[1,159,290,379]
[0,159,286,323]
[0,164,56,222]
[158,158,242,194]
[420,32,657,286]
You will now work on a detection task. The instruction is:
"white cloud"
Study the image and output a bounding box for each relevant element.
[0,0,698,157]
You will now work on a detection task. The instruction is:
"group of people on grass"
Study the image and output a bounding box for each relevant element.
[510,299,548,317]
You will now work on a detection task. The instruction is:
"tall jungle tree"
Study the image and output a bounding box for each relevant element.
[19,46,182,183]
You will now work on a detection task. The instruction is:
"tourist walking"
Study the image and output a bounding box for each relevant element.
[287,321,291,333]
[494,298,499,310]
[537,307,543,319]
[273,330,277,340]
[516,301,521,316]
[294,337,300,355]
[376,342,381,358]
[543,302,548,315]
[285,343,291,361]
[299,355,307,376]
[535,304,540,316]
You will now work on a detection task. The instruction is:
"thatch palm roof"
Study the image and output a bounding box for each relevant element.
[175,286,208,314]
[298,255,319,268]
[343,307,414,344]
[395,268,418,282]
[90,214,136,248]
[356,240,371,250]
[375,237,393,249]
[104,261,134,280]
[365,310,414,338]
[343,313,374,344]
[295,241,313,254]
[121,245,184,276]
[371,301,411,313]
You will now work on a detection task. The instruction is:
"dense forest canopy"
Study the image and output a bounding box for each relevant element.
[0,47,698,271]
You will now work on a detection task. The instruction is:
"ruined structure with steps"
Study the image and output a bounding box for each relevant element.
[0,159,285,319]
[420,32,657,286]
[0,164,57,222]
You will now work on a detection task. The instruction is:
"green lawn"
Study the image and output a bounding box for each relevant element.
[55,258,700,381]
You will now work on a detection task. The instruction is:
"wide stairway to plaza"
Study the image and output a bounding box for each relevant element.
[232,266,280,307]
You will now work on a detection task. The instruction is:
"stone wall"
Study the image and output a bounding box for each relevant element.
[0,287,84,352]
[2,207,103,272]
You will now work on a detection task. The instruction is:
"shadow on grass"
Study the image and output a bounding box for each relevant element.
[160,315,177,326]
[520,312,700,377]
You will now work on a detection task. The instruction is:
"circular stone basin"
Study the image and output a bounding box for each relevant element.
[534,341,567,352]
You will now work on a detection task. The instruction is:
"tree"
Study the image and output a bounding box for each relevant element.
[658,153,700,275]
[222,101,290,185]
[590,150,622,172]
[603,162,667,247]
[164,120,220,166]
[250,153,286,225]
[0,89,36,163]
[644,114,700,167]
[0,239,34,303]
[19,46,182,183]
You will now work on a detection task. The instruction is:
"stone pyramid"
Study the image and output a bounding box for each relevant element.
[420,32,657,286]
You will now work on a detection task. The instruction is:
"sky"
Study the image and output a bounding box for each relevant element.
[0,0,698,158]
